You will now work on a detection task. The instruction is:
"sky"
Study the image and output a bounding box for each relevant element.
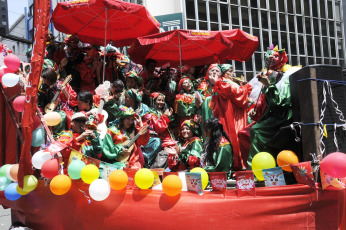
[7,0,29,27]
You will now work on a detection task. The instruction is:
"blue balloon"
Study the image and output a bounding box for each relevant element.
[0,177,11,191]
[4,183,22,201]
[31,128,45,147]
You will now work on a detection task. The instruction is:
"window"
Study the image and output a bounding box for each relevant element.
[185,0,195,20]
[209,2,218,23]
[187,20,196,30]
[295,0,302,14]
[242,8,249,27]
[220,5,229,24]
[231,6,239,25]
[198,1,207,21]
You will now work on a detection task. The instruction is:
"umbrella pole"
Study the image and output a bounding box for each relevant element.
[102,9,108,84]
[178,32,182,77]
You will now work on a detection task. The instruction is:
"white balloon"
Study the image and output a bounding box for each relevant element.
[2,73,19,87]
[32,150,52,169]
[5,165,14,181]
[89,179,110,201]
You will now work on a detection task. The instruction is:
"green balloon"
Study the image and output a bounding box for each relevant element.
[68,160,86,180]
[0,177,11,191]
[0,165,11,178]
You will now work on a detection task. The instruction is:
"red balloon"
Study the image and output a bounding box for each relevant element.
[320,152,346,178]
[33,115,42,130]
[41,158,59,179]
[0,67,14,78]
[4,54,20,71]
[13,96,26,112]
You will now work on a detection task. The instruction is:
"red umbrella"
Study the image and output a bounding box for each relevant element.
[128,29,234,68]
[222,29,259,62]
[51,0,160,47]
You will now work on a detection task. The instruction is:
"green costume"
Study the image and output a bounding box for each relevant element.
[247,76,292,169]
[203,137,233,172]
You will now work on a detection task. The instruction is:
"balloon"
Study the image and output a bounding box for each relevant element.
[4,54,20,71]
[277,150,299,172]
[81,164,99,184]
[68,160,86,180]
[23,175,38,192]
[4,183,21,201]
[0,164,11,178]
[190,167,209,190]
[43,112,62,126]
[41,158,59,179]
[31,128,45,147]
[162,175,182,196]
[50,175,72,195]
[320,152,346,178]
[252,152,276,181]
[2,73,20,87]
[0,177,11,191]
[9,164,19,182]
[12,96,26,112]
[89,179,111,201]
[6,165,14,181]
[33,115,42,130]
[0,67,13,79]
[134,168,154,189]
[108,170,128,190]
[32,150,52,169]
[16,185,30,195]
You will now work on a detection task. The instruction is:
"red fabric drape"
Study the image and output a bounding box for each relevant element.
[17,0,51,188]
[0,184,345,230]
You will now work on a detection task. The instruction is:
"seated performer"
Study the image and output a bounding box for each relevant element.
[102,106,149,170]
[56,112,103,160]
[168,119,202,172]
[201,118,233,172]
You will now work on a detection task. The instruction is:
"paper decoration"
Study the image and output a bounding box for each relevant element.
[263,167,286,187]
[44,141,68,156]
[151,171,161,187]
[209,172,227,193]
[320,170,345,190]
[178,172,188,191]
[185,172,203,195]
[123,168,138,189]
[235,171,255,197]
[290,162,315,187]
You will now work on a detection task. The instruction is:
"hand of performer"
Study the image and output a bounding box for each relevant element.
[122,148,131,155]
[77,130,93,141]
[164,108,173,117]
[248,108,257,118]
[175,144,182,155]
[257,73,270,88]
[134,114,143,127]
[195,92,203,109]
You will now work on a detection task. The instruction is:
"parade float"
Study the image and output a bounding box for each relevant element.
[1,0,346,229]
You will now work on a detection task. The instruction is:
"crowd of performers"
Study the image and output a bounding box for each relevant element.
[27,34,294,176]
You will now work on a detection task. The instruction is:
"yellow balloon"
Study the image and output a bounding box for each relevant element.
[43,112,62,126]
[23,175,38,192]
[190,167,209,190]
[81,164,99,184]
[134,169,154,189]
[16,185,30,195]
[252,152,276,181]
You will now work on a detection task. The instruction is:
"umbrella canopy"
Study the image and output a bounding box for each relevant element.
[128,29,234,67]
[51,0,160,47]
[222,29,259,62]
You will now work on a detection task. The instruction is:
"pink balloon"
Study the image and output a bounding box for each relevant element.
[12,96,26,112]
[320,152,346,178]
[4,54,20,71]
[33,115,42,130]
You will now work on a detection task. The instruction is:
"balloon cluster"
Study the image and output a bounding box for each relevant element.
[252,150,299,181]
[0,54,21,88]
[0,164,38,200]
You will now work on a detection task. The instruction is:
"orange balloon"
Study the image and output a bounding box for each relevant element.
[277,150,299,172]
[50,175,72,195]
[9,164,19,182]
[162,175,182,196]
[108,170,128,190]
